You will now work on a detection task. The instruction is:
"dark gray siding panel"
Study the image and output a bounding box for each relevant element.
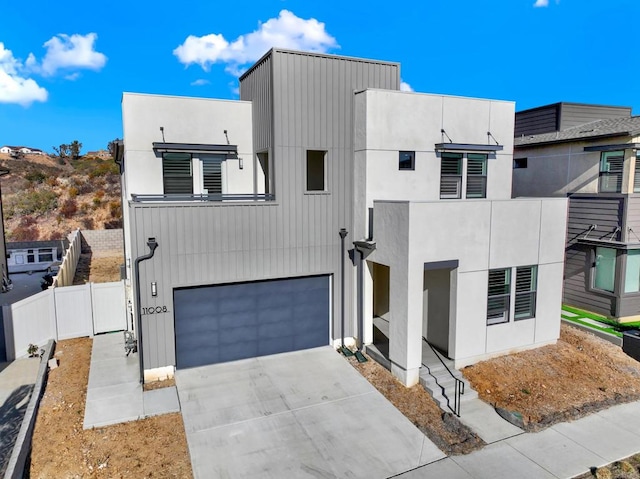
[559,104,631,130]
[563,244,616,316]
[567,196,624,245]
[563,196,623,317]
[174,275,329,369]
[515,104,560,137]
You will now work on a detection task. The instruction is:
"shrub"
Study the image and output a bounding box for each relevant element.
[88,161,119,178]
[4,188,58,218]
[9,224,39,241]
[60,198,78,218]
[19,215,37,227]
[25,171,47,184]
[68,186,79,197]
[81,217,94,229]
[46,177,59,187]
[104,218,123,229]
[109,201,121,218]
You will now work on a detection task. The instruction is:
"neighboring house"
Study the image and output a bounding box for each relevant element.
[0,146,44,156]
[117,49,567,386]
[6,240,65,274]
[513,102,640,322]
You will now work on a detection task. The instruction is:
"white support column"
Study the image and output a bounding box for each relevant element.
[363,260,374,345]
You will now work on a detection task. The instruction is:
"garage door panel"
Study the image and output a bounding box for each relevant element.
[175,275,330,369]
[258,337,295,357]
[218,311,258,329]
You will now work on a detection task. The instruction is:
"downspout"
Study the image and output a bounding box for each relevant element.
[133,237,158,384]
[338,228,352,356]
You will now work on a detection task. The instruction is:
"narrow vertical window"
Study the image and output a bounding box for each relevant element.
[440,153,463,199]
[466,153,487,198]
[399,151,415,170]
[594,247,617,292]
[306,150,327,191]
[487,268,511,325]
[599,151,624,193]
[163,153,193,194]
[202,155,223,195]
[514,266,537,320]
[625,250,640,293]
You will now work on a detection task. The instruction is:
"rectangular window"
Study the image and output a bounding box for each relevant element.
[514,266,537,320]
[625,250,640,293]
[38,248,54,263]
[594,247,617,292]
[440,153,463,199]
[599,151,624,193]
[514,158,528,169]
[163,153,193,194]
[202,155,223,194]
[487,268,511,325]
[306,150,327,191]
[466,153,487,198]
[399,151,415,170]
[27,249,35,263]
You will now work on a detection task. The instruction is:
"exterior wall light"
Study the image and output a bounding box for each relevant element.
[151,282,157,297]
[239,157,243,169]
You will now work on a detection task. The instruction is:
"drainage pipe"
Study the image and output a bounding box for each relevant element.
[339,228,348,349]
[133,237,158,384]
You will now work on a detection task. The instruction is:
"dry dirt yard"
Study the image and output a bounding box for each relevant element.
[463,324,640,431]
[73,254,124,284]
[347,353,485,455]
[29,338,193,478]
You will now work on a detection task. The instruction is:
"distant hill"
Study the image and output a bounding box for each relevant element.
[0,152,121,241]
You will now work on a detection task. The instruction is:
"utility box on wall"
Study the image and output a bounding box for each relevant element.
[622,330,640,362]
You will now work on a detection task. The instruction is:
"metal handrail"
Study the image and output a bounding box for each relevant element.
[423,337,465,417]
[131,193,275,202]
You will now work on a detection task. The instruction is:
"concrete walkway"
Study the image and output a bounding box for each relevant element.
[83,332,180,429]
[396,399,640,478]
[0,358,40,477]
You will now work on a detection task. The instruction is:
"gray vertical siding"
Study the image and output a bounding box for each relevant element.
[240,54,273,153]
[133,49,401,369]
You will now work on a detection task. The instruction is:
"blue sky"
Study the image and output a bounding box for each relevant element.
[1,0,638,153]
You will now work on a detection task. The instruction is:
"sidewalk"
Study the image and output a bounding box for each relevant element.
[83,332,180,429]
[396,399,640,478]
[0,358,40,477]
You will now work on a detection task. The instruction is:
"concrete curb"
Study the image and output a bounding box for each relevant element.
[3,339,55,479]
[562,319,623,347]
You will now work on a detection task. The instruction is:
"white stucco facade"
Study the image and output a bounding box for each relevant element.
[354,89,568,385]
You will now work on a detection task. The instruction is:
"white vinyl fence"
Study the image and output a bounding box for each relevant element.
[2,280,126,360]
[53,229,82,287]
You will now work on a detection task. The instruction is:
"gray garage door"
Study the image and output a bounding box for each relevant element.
[174,275,330,369]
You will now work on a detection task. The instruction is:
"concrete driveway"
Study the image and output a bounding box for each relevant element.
[176,346,445,478]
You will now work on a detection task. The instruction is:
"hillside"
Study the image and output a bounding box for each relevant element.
[0,152,121,241]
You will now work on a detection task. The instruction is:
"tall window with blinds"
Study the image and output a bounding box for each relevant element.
[163,153,193,194]
[514,266,537,320]
[202,156,223,194]
[466,153,487,198]
[634,152,640,193]
[599,151,624,193]
[487,268,511,325]
[440,153,463,199]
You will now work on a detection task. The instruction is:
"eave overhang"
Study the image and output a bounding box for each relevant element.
[152,142,238,156]
[584,143,640,152]
[435,143,503,153]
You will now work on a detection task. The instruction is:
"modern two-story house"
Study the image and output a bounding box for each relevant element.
[514,102,640,322]
[117,49,567,387]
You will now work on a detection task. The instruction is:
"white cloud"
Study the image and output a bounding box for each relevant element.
[38,33,107,76]
[400,81,414,92]
[0,43,47,106]
[190,79,210,86]
[174,10,338,75]
[534,0,549,6]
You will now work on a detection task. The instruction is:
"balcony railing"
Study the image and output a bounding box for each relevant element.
[131,193,275,203]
